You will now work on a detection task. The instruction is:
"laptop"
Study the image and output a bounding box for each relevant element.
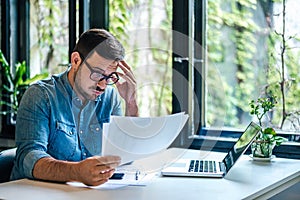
[161,121,261,178]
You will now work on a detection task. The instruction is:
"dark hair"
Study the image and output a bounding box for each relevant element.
[73,28,125,61]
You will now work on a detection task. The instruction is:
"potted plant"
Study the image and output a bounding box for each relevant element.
[0,49,48,123]
[249,96,287,159]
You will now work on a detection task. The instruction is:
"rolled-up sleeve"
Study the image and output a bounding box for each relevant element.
[10,73,124,180]
[22,150,50,178]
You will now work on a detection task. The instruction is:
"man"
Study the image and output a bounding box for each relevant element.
[10,29,138,186]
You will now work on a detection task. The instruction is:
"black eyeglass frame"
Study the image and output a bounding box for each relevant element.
[84,60,120,85]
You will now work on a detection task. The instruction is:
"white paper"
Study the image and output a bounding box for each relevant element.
[102,112,189,165]
[67,173,155,190]
[67,165,157,189]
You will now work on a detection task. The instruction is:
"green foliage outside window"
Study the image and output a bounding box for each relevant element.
[207,0,300,133]
[109,0,173,116]
[24,0,300,134]
[0,50,48,117]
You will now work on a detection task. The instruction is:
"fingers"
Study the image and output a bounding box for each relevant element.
[78,156,121,186]
[118,60,131,73]
[115,61,138,114]
[87,169,115,186]
[117,61,136,83]
[95,155,121,164]
[95,155,121,170]
[97,169,115,180]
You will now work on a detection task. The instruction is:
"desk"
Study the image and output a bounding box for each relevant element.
[0,148,299,200]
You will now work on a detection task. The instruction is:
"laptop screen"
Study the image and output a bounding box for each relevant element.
[222,122,261,172]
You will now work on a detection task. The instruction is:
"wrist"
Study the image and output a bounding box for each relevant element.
[69,161,82,182]
[125,99,139,116]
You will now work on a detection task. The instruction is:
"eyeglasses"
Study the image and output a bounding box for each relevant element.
[85,62,119,85]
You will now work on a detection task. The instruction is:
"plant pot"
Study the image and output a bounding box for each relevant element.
[251,140,275,158]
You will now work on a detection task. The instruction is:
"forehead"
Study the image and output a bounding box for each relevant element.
[86,51,118,71]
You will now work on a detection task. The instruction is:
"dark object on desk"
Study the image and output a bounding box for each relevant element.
[0,148,16,183]
[109,173,125,180]
[135,170,140,180]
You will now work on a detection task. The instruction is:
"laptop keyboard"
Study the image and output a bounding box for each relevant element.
[188,160,217,173]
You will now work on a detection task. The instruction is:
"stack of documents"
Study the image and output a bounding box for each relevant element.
[68,113,188,190]
[102,112,189,165]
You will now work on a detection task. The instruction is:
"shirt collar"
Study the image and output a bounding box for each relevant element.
[62,67,74,98]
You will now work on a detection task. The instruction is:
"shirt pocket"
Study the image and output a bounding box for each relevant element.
[49,121,78,160]
[85,120,108,155]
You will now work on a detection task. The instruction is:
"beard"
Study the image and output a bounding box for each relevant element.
[73,70,96,101]
[72,66,106,101]
[74,80,105,101]
[74,82,94,101]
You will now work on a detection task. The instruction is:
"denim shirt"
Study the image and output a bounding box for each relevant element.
[10,69,122,180]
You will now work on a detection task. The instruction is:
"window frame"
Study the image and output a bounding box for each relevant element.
[0,0,30,139]
[0,0,109,139]
[171,0,300,159]
[0,0,13,139]
[1,0,299,159]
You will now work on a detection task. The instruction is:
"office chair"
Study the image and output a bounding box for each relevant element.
[0,147,16,183]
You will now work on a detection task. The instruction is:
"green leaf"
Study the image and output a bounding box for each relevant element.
[13,61,27,87]
[1,49,49,115]
[263,127,276,136]
[22,73,49,85]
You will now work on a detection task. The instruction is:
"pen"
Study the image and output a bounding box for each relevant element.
[135,170,140,180]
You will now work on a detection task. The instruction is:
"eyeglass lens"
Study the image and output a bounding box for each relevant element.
[85,61,119,85]
[93,72,119,85]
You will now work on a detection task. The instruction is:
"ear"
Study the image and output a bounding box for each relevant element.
[71,52,82,67]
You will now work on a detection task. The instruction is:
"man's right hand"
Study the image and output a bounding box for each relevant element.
[75,155,121,186]
[32,155,121,186]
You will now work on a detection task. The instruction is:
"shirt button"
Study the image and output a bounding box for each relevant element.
[96,127,100,131]
[83,152,86,156]
[80,130,83,134]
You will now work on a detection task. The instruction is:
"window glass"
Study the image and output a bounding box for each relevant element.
[30,0,69,76]
[109,0,173,117]
[206,0,300,137]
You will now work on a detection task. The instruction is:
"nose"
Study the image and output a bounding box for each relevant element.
[97,79,107,88]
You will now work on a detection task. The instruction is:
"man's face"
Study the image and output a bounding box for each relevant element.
[74,52,118,102]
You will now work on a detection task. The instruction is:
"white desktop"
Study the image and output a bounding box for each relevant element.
[0,148,299,200]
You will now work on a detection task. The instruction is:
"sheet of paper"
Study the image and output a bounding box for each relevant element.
[67,164,157,189]
[67,174,155,190]
[102,112,189,165]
